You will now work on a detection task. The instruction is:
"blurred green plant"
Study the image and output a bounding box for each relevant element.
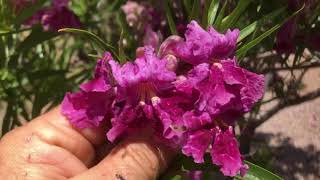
[1,0,320,179]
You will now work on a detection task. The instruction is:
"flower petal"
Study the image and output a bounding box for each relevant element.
[211,127,246,177]
[182,130,213,163]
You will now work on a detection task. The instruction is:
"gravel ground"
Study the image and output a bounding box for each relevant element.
[256,68,320,180]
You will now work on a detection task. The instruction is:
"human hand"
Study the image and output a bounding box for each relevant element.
[0,107,174,180]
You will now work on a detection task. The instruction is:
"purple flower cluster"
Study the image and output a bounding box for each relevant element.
[121,1,162,48]
[19,0,81,31]
[11,0,37,14]
[275,0,320,53]
[62,21,265,177]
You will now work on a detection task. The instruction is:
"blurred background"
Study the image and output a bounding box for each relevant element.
[0,0,319,179]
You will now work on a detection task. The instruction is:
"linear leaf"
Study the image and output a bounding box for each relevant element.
[107,0,126,11]
[238,7,286,42]
[235,161,283,180]
[220,0,252,31]
[118,29,127,63]
[236,5,305,57]
[207,0,220,27]
[58,28,118,57]
[183,0,192,16]
[189,0,200,21]
[214,0,228,29]
[164,0,178,35]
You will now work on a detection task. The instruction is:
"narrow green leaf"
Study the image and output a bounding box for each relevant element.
[118,29,126,63]
[237,24,281,57]
[238,7,286,42]
[116,11,135,54]
[220,0,252,31]
[189,0,200,21]
[164,0,178,35]
[235,161,283,180]
[0,29,10,34]
[107,0,126,11]
[183,0,192,15]
[88,54,102,59]
[0,28,32,36]
[58,28,117,57]
[214,0,228,29]
[201,0,210,27]
[207,0,220,27]
[238,22,258,43]
[236,5,305,58]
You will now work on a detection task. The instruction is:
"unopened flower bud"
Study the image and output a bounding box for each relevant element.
[158,35,183,58]
[136,47,145,58]
[163,54,178,71]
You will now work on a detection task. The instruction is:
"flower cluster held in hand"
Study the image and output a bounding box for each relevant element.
[61,21,265,177]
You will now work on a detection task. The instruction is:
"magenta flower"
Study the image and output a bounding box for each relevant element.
[61,21,265,177]
[186,171,203,180]
[174,21,239,65]
[10,0,37,14]
[106,46,176,142]
[42,6,81,31]
[109,46,175,94]
[143,26,160,48]
[153,94,195,145]
[211,127,248,177]
[23,0,81,31]
[121,1,146,27]
[61,53,115,128]
[182,129,213,163]
[274,19,297,54]
[121,1,162,48]
[177,59,265,124]
[275,0,317,54]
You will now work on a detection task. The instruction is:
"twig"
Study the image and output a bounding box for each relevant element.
[252,88,320,128]
[261,63,320,73]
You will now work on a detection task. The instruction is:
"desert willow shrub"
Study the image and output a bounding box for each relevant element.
[1,0,319,179]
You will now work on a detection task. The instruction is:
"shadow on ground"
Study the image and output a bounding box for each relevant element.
[254,132,320,180]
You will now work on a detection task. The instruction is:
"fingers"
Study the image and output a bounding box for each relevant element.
[0,106,107,179]
[0,106,175,180]
[29,107,107,165]
[38,106,107,146]
[71,136,175,180]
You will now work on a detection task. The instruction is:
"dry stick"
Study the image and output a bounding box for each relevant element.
[252,88,320,129]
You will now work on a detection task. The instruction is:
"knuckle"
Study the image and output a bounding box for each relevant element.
[113,141,161,179]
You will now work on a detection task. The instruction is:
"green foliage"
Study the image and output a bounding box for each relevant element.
[164,0,178,35]
[58,28,118,58]
[236,161,283,180]
[189,0,200,21]
[237,7,286,42]
[206,0,220,27]
[160,154,283,180]
[1,0,320,178]
[236,4,305,58]
[220,0,252,31]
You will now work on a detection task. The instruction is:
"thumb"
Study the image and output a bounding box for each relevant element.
[71,136,175,180]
